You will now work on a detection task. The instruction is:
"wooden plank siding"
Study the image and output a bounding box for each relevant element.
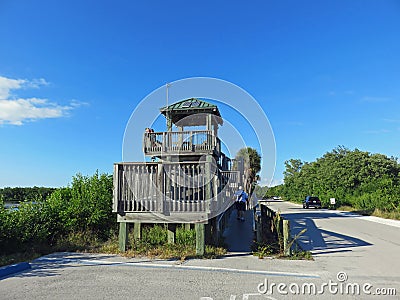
[113,161,240,221]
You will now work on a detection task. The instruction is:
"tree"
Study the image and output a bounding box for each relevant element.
[235,147,261,195]
[283,159,303,181]
[278,146,400,210]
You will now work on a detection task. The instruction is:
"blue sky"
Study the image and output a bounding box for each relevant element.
[0,0,399,187]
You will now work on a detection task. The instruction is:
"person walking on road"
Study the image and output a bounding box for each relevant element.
[233,186,248,221]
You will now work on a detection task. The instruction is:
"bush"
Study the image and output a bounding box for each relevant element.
[176,226,196,246]
[272,147,400,213]
[142,225,168,246]
[0,171,114,256]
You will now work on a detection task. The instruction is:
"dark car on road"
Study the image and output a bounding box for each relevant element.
[303,196,322,209]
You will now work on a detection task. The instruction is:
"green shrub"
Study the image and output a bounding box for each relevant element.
[272,147,400,214]
[141,225,168,246]
[176,226,196,246]
[0,171,114,256]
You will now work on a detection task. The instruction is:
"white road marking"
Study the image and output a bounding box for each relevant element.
[77,259,320,279]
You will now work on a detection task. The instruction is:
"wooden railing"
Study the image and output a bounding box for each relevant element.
[113,163,161,213]
[113,162,239,216]
[143,130,221,155]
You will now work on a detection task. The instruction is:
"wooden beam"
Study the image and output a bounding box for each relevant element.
[210,217,218,246]
[133,222,141,240]
[205,155,212,210]
[167,223,176,244]
[157,164,164,213]
[117,213,209,223]
[283,219,291,256]
[205,223,212,245]
[118,222,129,252]
[112,164,119,213]
[195,223,205,256]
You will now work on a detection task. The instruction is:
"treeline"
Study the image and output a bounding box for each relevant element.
[0,187,56,202]
[0,171,114,255]
[263,146,400,212]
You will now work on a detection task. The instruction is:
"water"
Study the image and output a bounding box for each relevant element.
[4,201,20,211]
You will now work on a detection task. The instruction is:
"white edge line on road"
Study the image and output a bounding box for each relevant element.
[77,259,320,279]
[356,215,400,228]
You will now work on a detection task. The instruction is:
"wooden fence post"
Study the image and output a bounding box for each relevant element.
[119,222,129,252]
[258,204,266,243]
[195,223,205,255]
[283,219,291,256]
[133,222,141,240]
[167,223,176,244]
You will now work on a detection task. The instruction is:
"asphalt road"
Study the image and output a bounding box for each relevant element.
[0,202,399,299]
[265,199,400,292]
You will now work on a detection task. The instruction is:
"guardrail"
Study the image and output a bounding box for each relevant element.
[255,200,292,256]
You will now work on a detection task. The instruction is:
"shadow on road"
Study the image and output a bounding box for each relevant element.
[282,212,372,254]
[2,253,118,280]
[223,209,254,253]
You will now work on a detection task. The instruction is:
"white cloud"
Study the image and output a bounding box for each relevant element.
[0,75,80,126]
[0,76,25,99]
[69,99,89,108]
[26,78,49,89]
[258,177,284,187]
[0,98,74,125]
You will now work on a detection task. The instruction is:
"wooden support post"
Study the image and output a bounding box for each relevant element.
[256,206,262,243]
[283,219,291,256]
[157,164,164,213]
[184,223,191,230]
[112,164,119,213]
[205,223,212,245]
[133,222,141,240]
[206,218,218,245]
[195,223,205,256]
[119,222,129,252]
[205,156,212,206]
[258,204,266,243]
[167,223,176,244]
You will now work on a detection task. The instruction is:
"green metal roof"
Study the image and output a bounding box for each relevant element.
[160,98,219,113]
[160,98,223,126]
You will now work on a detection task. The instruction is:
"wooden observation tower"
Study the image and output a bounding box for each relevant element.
[113,98,242,254]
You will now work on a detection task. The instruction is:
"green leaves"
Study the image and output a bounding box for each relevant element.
[235,147,262,195]
[276,146,400,211]
[235,147,261,175]
[0,171,114,255]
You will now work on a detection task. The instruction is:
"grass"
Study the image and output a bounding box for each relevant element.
[0,225,227,267]
[372,208,400,220]
[120,225,226,260]
[251,211,312,260]
[0,252,43,267]
[251,241,313,260]
[251,242,279,259]
[285,250,313,260]
[337,206,400,220]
